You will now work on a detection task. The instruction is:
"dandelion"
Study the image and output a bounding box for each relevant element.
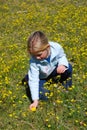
[57,90,61,93]
[45,119,49,122]
[49,92,53,97]
[53,84,57,87]
[71,99,76,103]
[75,120,79,123]
[56,116,59,120]
[56,99,63,104]
[8,90,12,95]
[31,107,36,112]
[22,112,26,117]
[22,94,27,98]
[85,112,87,115]
[68,87,73,91]
[5,76,9,84]
[0,100,2,103]
[24,82,27,85]
[13,103,16,107]
[0,82,2,85]
[72,85,75,89]
[45,92,49,97]
[48,124,51,128]
[19,100,23,104]
[83,123,87,127]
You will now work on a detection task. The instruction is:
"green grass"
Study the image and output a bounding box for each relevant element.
[0,0,87,130]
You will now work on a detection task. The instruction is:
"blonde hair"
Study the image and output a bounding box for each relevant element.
[27,31,49,55]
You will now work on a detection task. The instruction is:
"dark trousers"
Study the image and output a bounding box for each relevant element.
[39,63,72,87]
[24,63,72,100]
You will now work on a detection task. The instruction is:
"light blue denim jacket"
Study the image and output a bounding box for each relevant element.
[28,41,69,100]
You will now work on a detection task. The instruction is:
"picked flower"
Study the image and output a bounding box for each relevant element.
[31,107,36,112]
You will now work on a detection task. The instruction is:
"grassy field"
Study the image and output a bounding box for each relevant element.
[0,0,87,130]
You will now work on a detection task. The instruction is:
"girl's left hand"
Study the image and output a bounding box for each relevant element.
[57,65,67,74]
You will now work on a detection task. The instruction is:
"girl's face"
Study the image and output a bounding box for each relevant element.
[33,47,50,60]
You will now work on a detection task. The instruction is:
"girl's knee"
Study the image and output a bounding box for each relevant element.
[68,63,73,73]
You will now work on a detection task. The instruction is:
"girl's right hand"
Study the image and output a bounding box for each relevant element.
[29,100,39,110]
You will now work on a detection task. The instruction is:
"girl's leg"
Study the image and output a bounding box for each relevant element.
[39,79,50,100]
[47,63,72,88]
[22,63,72,100]
[22,75,50,100]
[59,63,72,88]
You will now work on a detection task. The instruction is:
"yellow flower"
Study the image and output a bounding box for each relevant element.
[56,99,63,104]
[71,99,76,103]
[9,114,13,117]
[49,92,53,97]
[45,119,49,122]
[75,120,79,123]
[0,100,2,103]
[48,124,51,128]
[22,95,27,98]
[85,112,87,115]
[83,123,87,127]
[31,107,36,112]
[56,116,59,120]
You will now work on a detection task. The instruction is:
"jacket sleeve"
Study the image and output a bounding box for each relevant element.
[28,60,39,101]
[58,45,69,68]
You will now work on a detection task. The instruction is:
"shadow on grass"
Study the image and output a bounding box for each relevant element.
[22,84,33,103]
[25,86,33,103]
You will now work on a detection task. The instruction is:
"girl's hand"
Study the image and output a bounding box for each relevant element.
[57,65,67,74]
[29,100,39,110]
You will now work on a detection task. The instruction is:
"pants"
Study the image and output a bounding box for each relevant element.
[25,63,72,100]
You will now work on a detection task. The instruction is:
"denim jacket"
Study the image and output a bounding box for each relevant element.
[28,41,69,100]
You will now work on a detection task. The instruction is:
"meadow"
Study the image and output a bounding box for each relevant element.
[0,0,87,130]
